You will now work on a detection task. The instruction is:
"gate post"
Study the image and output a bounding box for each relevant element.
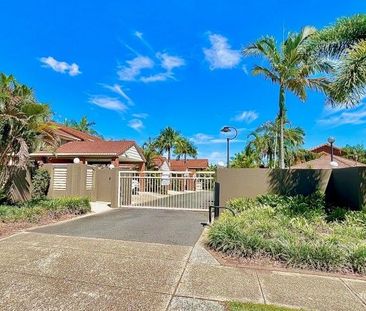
[214,182,220,218]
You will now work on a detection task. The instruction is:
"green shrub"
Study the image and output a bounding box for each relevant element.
[208,192,366,274]
[0,197,91,223]
[31,168,50,200]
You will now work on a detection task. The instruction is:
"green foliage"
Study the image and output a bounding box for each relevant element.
[0,197,91,223]
[342,144,366,164]
[31,168,50,200]
[228,301,301,311]
[64,116,101,137]
[208,192,366,274]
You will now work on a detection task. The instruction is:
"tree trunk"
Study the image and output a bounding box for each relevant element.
[167,147,171,164]
[279,85,286,169]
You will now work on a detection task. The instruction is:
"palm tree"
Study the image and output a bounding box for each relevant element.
[308,14,366,106]
[0,73,56,197]
[243,27,330,168]
[174,137,197,162]
[154,127,180,163]
[64,116,99,136]
[142,138,160,170]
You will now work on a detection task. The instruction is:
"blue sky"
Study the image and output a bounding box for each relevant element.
[1,1,365,164]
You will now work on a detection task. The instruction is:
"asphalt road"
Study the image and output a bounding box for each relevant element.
[30,208,207,246]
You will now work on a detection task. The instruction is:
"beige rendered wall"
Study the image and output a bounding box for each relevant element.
[216,168,332,206]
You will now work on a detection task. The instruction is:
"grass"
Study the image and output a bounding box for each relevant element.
[208,192,366,275]
[0,197,91,223]
[228,302,301,311]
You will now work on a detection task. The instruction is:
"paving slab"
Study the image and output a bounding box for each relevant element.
[176,263,263,303]
[0,271,171,311]
[342,278,366,305]
[0,236,187,294]
[1,232,192,262]
[29,208,206,246]
[258,270,366,311]
[168,297,225,311]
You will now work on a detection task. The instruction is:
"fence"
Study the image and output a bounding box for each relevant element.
[118,171,215,210]
[216,167,366,210]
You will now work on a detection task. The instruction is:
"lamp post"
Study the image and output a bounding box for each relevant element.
[327,137,335,162]
[220,126,238,168]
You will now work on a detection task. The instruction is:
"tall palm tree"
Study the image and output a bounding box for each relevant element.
[154,127,180,163]
[64,116,99,136]
[243,27,330,168]
[142,138,160,170]
[174,137,197,162]
[308,14,366,106]
[0,73,56,195]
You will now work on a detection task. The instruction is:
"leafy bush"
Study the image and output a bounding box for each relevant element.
[0,197,91,223]
[208,193,366,274]
[31,168,50,200]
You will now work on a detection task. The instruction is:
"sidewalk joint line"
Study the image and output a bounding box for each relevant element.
[339,277,366,307]
[255,271,267,304]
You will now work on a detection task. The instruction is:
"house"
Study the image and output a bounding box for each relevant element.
[292,143,366,169]
[30,123,146,170]
[152,157,209,172]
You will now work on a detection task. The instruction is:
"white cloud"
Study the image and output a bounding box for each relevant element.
[89,96,127,112]
[233,110,258,123]
[318,104,366,127]
[190,133,244,145]
[157,53,185,71]
[128,119,144,131]
[132,113,148,119]
[102,84,133,104]
[134,31,143,40]
[118,56,154,81]
[203,34,241,70]
[140,72,172,83]
[40,56,81,76]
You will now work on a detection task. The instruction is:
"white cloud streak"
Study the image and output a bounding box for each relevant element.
[102,84,133,105]
[89,96,127,112]
[233,110,258,123]
[190,133,244,145]
[128,119,144,131]
[203,33,241,70]
[118,56,154,81]
[40,56,81,76]
[132,113,148,119]
[318,104,366,127]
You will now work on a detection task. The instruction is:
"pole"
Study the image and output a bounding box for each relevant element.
[330,142,334,162]
[226,137,230,168]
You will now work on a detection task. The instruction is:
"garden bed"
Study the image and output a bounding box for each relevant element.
[208,193,366,275]
[0,197,91,238]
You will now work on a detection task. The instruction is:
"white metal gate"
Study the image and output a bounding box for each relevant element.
[118,171,215,210]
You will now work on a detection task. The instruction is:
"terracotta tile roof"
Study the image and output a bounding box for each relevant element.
[291,154,366,169]
[56,140,135,156]
[51,123,102,142]
[169,159,209,171]
[153,156,167,168]
[310,143,343,156]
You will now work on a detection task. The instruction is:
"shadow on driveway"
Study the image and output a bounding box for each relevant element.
[30,208,207,246]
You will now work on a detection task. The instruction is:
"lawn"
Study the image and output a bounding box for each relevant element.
[0,197,91,237]
[208,192,366,274]
[228,302,301,311]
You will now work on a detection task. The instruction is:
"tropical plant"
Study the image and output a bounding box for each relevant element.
[64,116,100,136]
[174,137,197,162]
[342,144,366,164]
[0,73,56,199]
[308,14,366,106]
[243,27,330,168]
[142,138,160,170]
[154,127,181,163]
[31,168,50,200]
[230,150,258,168]
[244,120,305,168]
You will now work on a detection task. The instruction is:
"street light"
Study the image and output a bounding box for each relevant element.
[220,126,238,168]
[327,137,338,167]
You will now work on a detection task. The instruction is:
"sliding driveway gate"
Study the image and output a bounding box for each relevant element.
[118,171,215,210]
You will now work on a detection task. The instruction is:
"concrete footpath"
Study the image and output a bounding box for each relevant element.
[0,230,366,310]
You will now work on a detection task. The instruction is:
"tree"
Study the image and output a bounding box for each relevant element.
[64,116,100,136]
[230,150,258,168]
[174,137,197,162]
[0,73,56,198]
[243,27,330,168]
[343,145,366,164]
[245,120,305,168]
[308,14,366,106]
[142,138,160,170]
[154,127,180,163]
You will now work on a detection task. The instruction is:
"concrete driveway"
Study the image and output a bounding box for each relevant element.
[1,208,366,311]
[31,208,207,246]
